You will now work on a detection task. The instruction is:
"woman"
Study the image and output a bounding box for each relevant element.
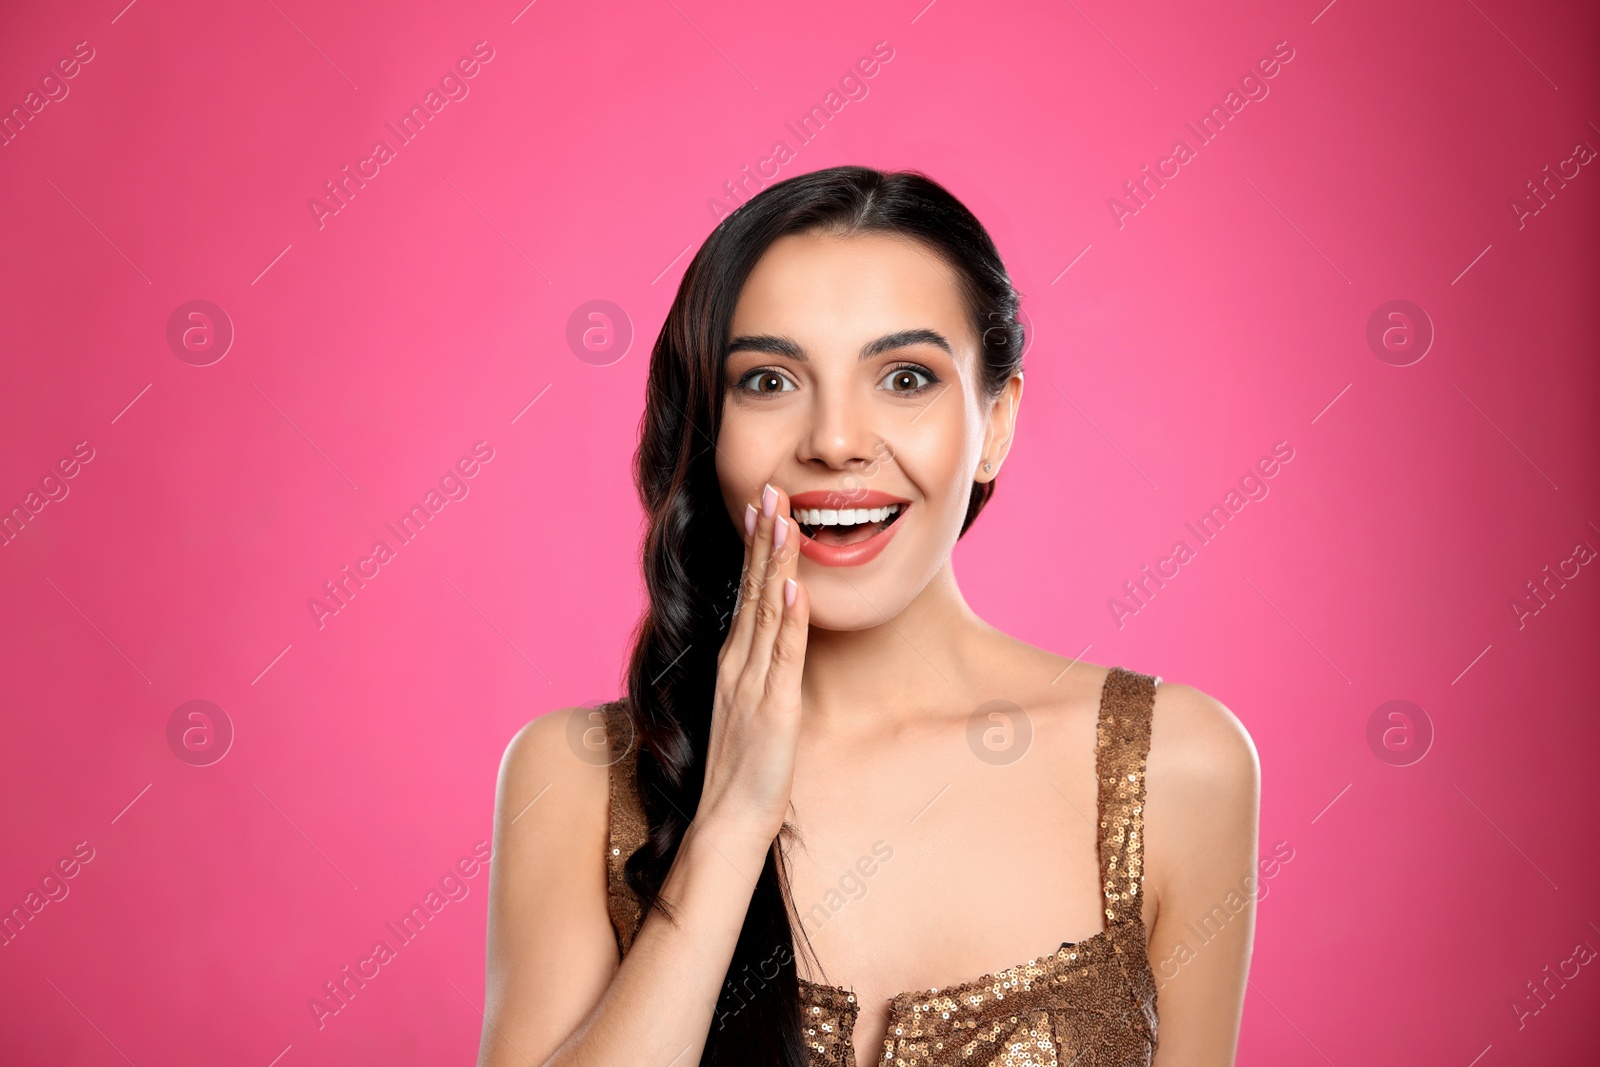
[479,166,1259,1066]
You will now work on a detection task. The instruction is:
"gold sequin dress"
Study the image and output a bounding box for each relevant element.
[602,665,1161,1066]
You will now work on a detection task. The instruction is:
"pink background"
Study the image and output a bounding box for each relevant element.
[2,0,1597,1063]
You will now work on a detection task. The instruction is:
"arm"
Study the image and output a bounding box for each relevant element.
[1143,682,1261,1066]
[479,488,811,1065]
[476,709,774,1067]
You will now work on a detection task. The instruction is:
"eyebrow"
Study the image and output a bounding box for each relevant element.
[724,327,953,362]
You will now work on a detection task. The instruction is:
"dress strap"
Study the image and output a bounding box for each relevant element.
[601,699,648,955]
[1095,666,1158,926]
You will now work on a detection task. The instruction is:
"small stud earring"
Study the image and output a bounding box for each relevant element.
[983,461,993,473]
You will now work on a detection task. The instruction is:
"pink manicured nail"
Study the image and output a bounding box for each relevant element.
[773,517,789,549]
[761,483,778,517]
[785,578,797,606]
[744,503,757,538]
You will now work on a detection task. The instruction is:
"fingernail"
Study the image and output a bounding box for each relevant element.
[785,578,797,606]
[762,483,778,517]
[744,503,757,537]
[773,516,789,549]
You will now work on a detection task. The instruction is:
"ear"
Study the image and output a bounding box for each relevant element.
[976,373,1023,483]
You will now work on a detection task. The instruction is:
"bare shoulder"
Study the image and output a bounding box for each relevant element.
[989,635,1114,715]
[1142,681,1260,898]
[1141,682,1258,1054]
[498,705,612,798]
[1146,680,1259,793]
[482,706,621,1064]
[483,703,614,921]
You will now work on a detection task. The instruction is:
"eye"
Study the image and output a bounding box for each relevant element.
[735,368,796,395]
[879,363,938,394]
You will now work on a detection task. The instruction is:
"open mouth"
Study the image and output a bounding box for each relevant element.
[793,502,907,547]
[786,489,911,567]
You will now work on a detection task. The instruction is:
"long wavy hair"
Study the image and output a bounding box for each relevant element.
[619,165,1026,1065]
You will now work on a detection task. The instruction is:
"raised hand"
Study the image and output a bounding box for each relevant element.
[698,483,810,848]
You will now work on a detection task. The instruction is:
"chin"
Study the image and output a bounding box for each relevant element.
[798,563,920,631]
[803,595,901,632]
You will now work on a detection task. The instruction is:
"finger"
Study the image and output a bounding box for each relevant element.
[723,483,780,672]
[717,500,758,669]
[745,495,797,689]
[747,514,791,660]
[763,570,810,705]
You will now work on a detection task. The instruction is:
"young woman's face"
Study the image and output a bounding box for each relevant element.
[716,230,1021,631]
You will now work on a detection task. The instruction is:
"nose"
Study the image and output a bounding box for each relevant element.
[797,383,880,471]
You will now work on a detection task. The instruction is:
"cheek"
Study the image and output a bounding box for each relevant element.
[715,410,776,508]
[894,403,979,510]
[870,405,980,592]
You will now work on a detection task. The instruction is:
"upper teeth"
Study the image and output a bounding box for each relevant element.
[794,504,903,526]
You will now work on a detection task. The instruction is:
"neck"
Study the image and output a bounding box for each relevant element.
[797,561,995,736]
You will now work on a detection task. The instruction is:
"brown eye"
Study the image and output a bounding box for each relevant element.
[737,369,796,395]
[880,366,936,393]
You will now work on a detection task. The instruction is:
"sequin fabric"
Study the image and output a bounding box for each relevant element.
[603,710,647,956]
[602,666,1161,1066]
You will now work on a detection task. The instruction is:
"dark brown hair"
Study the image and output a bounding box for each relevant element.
[620,165,1025,1064]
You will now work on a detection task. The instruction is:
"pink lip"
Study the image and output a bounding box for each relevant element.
[788,489,910,510]
[793,502,910,568]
